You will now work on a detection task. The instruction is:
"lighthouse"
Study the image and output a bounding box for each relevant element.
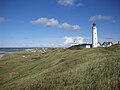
[92,23,98,48]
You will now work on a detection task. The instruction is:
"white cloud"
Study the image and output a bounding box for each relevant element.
[58,0,83,7]
[31,18,59,27]
[112,20,116,23]
[31,17,80,31]
[58,0,76,6]
[76,3,84,7]
[64,37,73,45]
[63,36,84,46]
[89,15,112,21]
[0,17,5,24]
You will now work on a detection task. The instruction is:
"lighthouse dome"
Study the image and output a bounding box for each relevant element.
[93,23,96,26]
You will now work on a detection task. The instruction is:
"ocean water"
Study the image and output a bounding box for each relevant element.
[0,48,24,55]
[0,47,53,55]
[0,48,39,55]
[0,47,43,52]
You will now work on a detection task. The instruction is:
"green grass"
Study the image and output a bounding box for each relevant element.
[0,44,120,90]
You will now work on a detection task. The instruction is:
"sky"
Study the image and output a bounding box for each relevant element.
[0,0,120,47]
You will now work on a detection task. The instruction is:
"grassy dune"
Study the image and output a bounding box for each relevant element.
[0,44,120,90]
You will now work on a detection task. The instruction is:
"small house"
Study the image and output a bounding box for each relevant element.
[80,44,92,48]
[102,42,113,47]
[97,42,102,47]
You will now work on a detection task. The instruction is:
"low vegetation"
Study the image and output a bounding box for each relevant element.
[0,44,120,90]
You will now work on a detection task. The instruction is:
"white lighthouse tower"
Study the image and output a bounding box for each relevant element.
[92,23,98,48]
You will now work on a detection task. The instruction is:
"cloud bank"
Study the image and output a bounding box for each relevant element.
[89,15,112,21]
[63,36,84,46]
[0,36,84,47]
[31,18,80,31]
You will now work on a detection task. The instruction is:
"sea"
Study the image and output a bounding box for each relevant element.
[0,47,49,55]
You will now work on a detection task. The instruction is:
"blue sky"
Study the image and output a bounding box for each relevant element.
[0,0,120,47]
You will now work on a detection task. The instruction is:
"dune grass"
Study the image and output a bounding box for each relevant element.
[0,44,120,90]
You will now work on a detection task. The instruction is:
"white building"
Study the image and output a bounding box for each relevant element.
[102,42,113,47]
[80,44,92,48]
[92,23,98,48]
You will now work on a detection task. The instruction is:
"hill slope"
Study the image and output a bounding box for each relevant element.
[0,45,120,90]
